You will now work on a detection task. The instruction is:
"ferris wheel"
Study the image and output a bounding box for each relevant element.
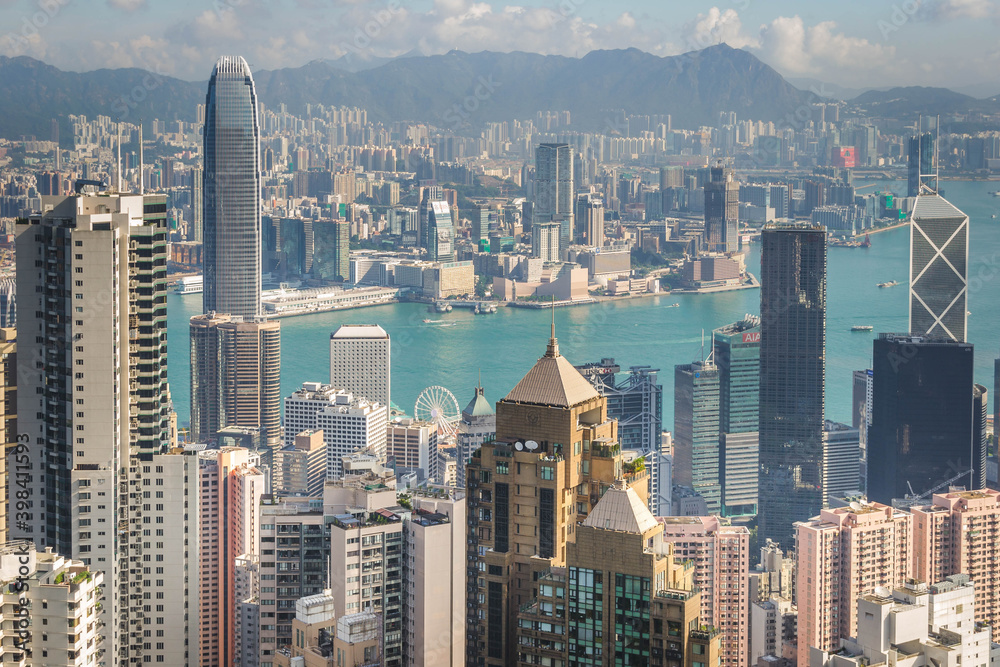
[414,385,460,439]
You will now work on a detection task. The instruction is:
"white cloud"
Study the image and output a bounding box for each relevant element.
[754,15,897,84]
[921,0,1000,19]
[107,0,147,12]
[686,7,757,51]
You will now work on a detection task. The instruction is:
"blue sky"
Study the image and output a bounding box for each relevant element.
[0,0,997,93]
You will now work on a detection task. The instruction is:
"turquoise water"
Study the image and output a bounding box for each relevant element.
[167,179,1000,430]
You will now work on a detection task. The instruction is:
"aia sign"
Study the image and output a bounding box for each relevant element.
[742,331,761,343]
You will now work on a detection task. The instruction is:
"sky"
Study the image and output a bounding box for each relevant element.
[1,0,999,94]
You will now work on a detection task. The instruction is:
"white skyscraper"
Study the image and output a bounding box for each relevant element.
[13,192,171,665]
[330,324,391,407]
[284,383,388,479]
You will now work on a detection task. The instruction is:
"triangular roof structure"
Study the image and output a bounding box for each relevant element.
[503,322,599,408]
[463,385,494,417]
[582,485,659,534]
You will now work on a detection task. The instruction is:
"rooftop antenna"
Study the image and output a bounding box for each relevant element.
[116,121,122,193]
[700,329,705,363]
[139,120,144,195]
[934,114,940,194]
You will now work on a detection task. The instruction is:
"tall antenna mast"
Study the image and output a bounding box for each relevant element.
[139,120,144,195]
[116,121,122,193]
[934,114,940,194]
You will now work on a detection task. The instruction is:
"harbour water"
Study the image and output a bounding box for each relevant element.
[167,179,1000,430]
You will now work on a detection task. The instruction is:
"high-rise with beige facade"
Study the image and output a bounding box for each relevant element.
[795,501,913,666]
[465,327,649,666]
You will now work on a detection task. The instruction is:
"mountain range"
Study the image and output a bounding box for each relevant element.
[0,45,998,142]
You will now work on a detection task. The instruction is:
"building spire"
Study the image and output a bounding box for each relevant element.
[546,296,559,358]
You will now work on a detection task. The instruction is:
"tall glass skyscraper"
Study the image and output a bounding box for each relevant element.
[868,334,978,505]
[758,223,827,548]
[533,143,574,252]
[203,55,262,319]
[704,165,739,253]
[714,316,761,518]
[909,192,968,342]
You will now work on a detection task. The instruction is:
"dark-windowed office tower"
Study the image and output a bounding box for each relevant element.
[758,223,827,548]
[704,165,739,253]
[533,143,574,253]
[907,132,935,197]
[909,192,968,342]
[203,55,262,319]
[867,334,981,505]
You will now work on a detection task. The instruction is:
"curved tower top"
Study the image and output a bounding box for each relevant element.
[203,55,261,319]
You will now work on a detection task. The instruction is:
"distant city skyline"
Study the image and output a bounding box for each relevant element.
[1,1,999,92]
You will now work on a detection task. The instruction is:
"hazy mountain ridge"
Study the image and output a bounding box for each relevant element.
[1,46,995,142]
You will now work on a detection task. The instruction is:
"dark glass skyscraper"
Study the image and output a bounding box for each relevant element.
[907,132,935,198]
[533,143,574,252]
[868,334,978,505]
[203,55,262,318]
[704,165,739,253]
[758,223,827,548]
[909,192,968,342]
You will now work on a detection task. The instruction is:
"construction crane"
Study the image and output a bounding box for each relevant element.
[894,469,973,508]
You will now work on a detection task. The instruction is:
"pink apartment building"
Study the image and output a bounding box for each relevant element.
[659,516,750,667]
[912,489,1000,634]
[198,447,265,666]
[795,501,912,666]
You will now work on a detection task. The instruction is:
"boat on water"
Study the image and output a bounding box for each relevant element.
[992,191,1000,197]
[851,325,874,332]
[861,234,871,248]
[173,275,203,294]
[666,303,680,308]
[877,280,899,288]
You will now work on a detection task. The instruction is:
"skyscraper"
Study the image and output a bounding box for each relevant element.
[713,316,761,518]
[457,383,495,489]
[674,359,721,513]
[190,314,282,451]
[427,200,455,262]
[191,165,203,243]
[533,143,574,252]
[203,55,262,319]
[909,192,968,342]
[329,324,391,407]
[704,165,739,253]
[795,501,913,665]
[911,489,1000,633]
[868,334,978,505]
[531,220,561,262]
[514,486,721,667]
[0,329,14,544]
[197,447,264,666]
[14,192,171,664]
[465,327,647,666]
[907,132,935,198]
[660,516,751,667]
[758,223,827,548]
[574,192,604,247]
